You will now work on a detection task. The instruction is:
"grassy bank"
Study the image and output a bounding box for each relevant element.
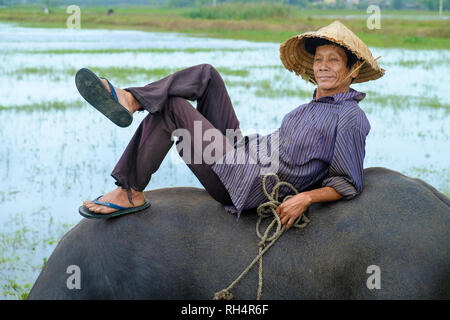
[0,4,449,49]
[0,210,74,299]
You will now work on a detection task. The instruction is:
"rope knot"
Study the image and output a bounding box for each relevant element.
[213,289,233,300]
[213,173,311,300]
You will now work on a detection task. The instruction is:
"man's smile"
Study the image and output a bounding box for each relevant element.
[318,75,334,81]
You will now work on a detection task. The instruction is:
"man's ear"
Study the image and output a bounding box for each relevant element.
[350,60,362,80]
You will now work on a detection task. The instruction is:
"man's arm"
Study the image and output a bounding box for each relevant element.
[276,186,342,230]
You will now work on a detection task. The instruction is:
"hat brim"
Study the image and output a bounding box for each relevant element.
[279,22,385,84]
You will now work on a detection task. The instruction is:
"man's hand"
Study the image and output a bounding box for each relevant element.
[276,187,343,230]
[275,193,312,230]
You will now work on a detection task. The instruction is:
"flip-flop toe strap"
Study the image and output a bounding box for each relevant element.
[99,77,119,102]
[93,196,128,210]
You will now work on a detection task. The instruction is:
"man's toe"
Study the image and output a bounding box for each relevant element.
[84,201,94,208]
[100,79,112,94]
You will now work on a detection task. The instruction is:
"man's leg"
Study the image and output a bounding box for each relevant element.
[85,98,234,213]
[125,63,241,137]
[112,97,234,203]
[85,64,239,213]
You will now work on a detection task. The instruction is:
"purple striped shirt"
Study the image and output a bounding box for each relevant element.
[211,87,370,217]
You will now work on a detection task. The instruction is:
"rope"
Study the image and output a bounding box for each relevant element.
[213,173,310,300]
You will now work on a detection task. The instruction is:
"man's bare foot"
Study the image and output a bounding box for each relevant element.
[83,187,146,214]
[100,78,142,115]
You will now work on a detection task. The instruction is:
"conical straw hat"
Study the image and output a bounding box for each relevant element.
[279,20,385,84]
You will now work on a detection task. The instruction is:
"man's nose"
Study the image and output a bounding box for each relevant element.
[318,61,330,71]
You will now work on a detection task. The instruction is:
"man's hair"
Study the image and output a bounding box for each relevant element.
[304,37,360,70]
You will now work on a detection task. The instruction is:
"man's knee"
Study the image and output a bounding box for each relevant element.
[199,63,216,71]
[197,63,221,79]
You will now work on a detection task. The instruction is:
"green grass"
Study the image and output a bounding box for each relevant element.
[1,5,449,49]
[0,65,251,112]
[408,166,450,198]
[252,79,311,99]
[183,3,294,20]
[16,47,253,55]
[3,63,449,113]
[0,211,74,299]
[0,100,85,112]
[364,90,450,111]
[383,57,450,70]
[5,65,250,83]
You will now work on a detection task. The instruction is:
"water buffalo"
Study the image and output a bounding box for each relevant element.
[28,167,450,299]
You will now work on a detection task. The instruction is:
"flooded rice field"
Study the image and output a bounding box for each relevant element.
[0,22,449,298]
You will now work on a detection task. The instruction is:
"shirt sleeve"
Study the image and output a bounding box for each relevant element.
[321,126,367,199]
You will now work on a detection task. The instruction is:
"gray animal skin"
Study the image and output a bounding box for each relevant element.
[28,167,450,299]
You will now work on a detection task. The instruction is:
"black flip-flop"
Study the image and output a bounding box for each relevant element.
[79,196,151,219]
[75,68,132,128]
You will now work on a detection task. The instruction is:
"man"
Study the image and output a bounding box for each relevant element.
[77,21,385,229]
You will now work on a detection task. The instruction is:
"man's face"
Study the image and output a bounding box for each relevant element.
[313,44,354,92]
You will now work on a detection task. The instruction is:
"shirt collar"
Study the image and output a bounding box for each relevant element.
[312,87,366,104]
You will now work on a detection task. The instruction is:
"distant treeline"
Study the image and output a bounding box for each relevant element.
[161,0,449,11]
[2,0,448,10]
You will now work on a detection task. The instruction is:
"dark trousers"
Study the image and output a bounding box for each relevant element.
[111,64,240,206]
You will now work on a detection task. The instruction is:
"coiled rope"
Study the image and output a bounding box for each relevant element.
[213,173,310,300]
